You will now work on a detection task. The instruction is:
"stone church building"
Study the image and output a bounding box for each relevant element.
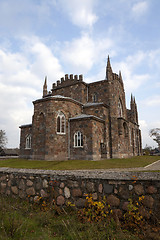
[19,56,142,160]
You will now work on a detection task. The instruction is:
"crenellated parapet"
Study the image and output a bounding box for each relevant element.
[52,74,83,90]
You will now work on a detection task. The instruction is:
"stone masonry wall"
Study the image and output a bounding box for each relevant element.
[0,168,160,219]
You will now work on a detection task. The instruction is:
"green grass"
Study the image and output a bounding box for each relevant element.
[0,195,141,240]
[0,155,159,170]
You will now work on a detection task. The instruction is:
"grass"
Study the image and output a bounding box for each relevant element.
[0,195,141,240]
[0,155,159,170]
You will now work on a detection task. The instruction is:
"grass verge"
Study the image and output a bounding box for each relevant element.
[0,155,159,170]
[0,195,146,240]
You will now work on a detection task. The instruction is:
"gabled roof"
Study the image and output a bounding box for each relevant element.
[69,114,105,123]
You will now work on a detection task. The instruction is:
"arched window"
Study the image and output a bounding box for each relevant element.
[74,131,83,147]
[118,99,123,117]
[93,93,98,102]
[57,112,66,134]
[25,134,31,149]
[123,122,128,137]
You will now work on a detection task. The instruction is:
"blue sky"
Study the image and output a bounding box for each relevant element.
[0,0,160,149]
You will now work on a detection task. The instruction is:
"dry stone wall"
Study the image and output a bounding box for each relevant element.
[0,168,160,219]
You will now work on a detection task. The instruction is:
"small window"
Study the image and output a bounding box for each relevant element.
[25,135,31,149]
[74,131,83,147]
[118,99,123,117]
[57,112,66,134]
[93,93,98,102]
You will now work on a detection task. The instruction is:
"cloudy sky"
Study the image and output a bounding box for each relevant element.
[0,0,160,149]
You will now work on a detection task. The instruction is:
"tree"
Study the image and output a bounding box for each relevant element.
[0,130,7,149]
[150,128,160,150]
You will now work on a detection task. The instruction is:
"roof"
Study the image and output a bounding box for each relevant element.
[69,114,105,123]
[19,124,32,128]
[33,95,83,106]
[83,102,109,108]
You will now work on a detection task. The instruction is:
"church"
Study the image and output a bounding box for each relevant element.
[19,56,142,160]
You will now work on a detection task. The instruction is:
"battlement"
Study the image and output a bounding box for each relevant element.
[52,74,83,90]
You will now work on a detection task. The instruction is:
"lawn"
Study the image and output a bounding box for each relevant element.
[0,155,159,170]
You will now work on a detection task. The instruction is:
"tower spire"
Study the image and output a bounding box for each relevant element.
[106,55,113,80]
[43,76,48,97]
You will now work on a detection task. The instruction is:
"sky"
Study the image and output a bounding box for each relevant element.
[0,0,160,149]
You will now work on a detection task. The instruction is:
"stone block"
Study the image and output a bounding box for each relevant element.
[27,180,33,187]
[26,187,35,196]
[64,187,70,198]
[40,189,48,198]
[57,195,65,206]
[86,182,95,192]
[11,186,18,195]
[143,196,154,209]
[107,195,120,207]
[72,188,82,197]
[147,186,157,194]
[75,198,86,208]
[67,180,79,188]
[19,179,25,190]
[104,183,113,194]
[98,183,103,193]
[134,184,144,195]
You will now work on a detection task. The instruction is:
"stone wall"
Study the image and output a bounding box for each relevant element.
[0,168,160,219]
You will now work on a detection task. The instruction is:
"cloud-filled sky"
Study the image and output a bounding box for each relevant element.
[0,0,160,149]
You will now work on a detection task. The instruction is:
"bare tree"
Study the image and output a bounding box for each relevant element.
[150,128,160,150]
[0,130,7,149]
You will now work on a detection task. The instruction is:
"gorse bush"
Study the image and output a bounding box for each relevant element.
[78,194,112,223]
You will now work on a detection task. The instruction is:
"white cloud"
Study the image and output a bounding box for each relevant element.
[142,95,160,107]
[132,1,148,18]
[58,0,98,28]
[0,37,64,147]
[61,33,114,74]
[113,51,150,92]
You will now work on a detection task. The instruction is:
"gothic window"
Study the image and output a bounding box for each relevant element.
[123,122,128,137]
[25,135,31,149]
[93,93,98,102]
[57,112,66,134]
[74,131,83,147]
[118,99,123,117]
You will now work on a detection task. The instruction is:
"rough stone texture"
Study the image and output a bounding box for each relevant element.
[57,195,65,206]
[128,185,133,191]
[19,179,25,190]
[0,168,160,220]
[64,187,70,199]
[104,183,113,194]
[98,183,103,193]
[60,182,65,188]
[43,179,48,188]
[134,184,144,195]
[72,188,82,197]
[143,196,154,209]
[107,195,120,207]
[119,186,130,199]
[11,186,18,195]
[75,198,86,208]
[86,182,95,192]
[19,59,142,161]
[26,180,33,187]
[67,180,79,188]
[147,186,157,194]
[26,187,35,196]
